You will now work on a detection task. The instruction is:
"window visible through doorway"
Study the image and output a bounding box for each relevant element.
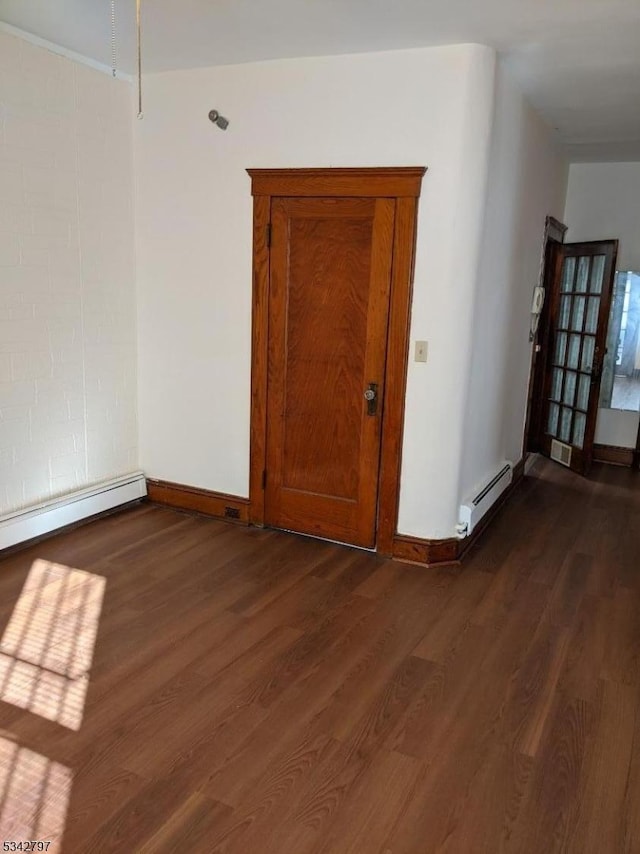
[601,271,640,412]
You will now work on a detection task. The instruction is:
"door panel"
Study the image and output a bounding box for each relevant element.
[540,240,618,474]
[265,196,395,547]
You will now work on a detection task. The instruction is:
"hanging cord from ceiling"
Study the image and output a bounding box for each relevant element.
[110,0,117,77]
[136,0,143,118]
[110,0,143,119]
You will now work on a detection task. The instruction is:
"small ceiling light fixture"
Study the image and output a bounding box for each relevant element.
[208,109,230,130]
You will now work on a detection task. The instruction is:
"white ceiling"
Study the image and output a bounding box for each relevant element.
[1,0,639,161]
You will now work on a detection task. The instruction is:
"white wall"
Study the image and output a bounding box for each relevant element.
[564,162,640,448]
[135,44,496,539]
[0,31,138,515]
[595,409,639,447]
[564,163,640,271]
[459,60,569,502]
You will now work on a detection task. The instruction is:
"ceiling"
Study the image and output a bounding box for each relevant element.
[1,0,639,161]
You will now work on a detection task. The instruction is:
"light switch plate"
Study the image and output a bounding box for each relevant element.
[414,340,428,363]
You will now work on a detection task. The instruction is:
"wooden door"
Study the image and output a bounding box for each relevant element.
[539,240,618,474]
[264,196,395,547]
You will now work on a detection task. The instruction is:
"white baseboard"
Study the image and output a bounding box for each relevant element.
[0,472,147,552]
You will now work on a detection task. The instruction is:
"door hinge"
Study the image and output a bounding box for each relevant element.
[266,223,272,248]
[262,469,267,489]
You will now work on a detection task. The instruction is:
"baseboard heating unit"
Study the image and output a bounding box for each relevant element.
[0,472,147,552]
[457,461,513,537]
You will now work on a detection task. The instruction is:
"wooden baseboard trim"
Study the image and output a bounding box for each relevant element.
[146,479,249,524]
[513,456,526,483]
[148,457,526,559]
[392,534,460,567]
[392,456,526,567]
[593,444,634,467]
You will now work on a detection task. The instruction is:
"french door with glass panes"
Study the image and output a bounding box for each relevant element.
[540,240,618,475]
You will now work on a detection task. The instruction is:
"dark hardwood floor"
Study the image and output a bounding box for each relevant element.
[0,456,639,853]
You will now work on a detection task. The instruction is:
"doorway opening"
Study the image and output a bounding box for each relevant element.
[525,226,618,475]
[601,271,640,411]
[593,270,640,469]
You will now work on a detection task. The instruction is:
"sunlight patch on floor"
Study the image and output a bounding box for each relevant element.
[0,559,106,729]
[0,734,71,852]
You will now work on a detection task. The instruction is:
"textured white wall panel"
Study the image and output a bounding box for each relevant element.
[0,30,138,515]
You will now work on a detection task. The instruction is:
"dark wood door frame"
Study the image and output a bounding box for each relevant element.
[524,216,567,456]
[247,167,426,555]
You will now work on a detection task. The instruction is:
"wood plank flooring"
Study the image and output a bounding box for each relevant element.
[0,457,639,853]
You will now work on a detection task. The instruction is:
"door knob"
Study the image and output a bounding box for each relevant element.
[364,383,378,416]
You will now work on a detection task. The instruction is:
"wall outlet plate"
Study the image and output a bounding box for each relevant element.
[415,340,428,363]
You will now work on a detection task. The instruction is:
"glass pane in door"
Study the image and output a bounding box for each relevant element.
[563,372,577,406]
[589,255,605,293]
[585,298,599,333]
[544,249,609,454]
[571,297,586,331]
[577,374,590,411]
[573,412,586,448]
[576,257,590,293]
[560,407,572,442]
[555,331,568,364]
[581,336,596,371]
[561,258,576,292]
[559,296,572,328]
[567,335,581,369]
